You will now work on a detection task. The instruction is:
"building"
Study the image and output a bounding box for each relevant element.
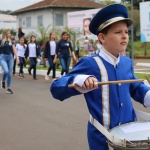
[11,0,104,37]
[0,14,17,30]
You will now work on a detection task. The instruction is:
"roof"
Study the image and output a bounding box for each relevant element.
[11,0,105,15]
[0,14,16,22]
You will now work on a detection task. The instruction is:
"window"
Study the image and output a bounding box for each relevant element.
[55,14,64,26]
[37,15,43,26]
[26,17,31,28]
[18,18,22,27]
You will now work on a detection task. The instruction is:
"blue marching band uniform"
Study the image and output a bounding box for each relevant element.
[50,4,150,150]
[50,47,150,149]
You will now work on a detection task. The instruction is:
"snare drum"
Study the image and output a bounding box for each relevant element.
[108,121,150,150]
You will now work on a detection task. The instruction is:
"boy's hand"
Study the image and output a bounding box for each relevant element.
[82,77,98,90]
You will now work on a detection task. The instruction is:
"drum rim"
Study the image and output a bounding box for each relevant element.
[109,120,150,133]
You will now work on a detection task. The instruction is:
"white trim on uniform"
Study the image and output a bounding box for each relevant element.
[93,56,110,129]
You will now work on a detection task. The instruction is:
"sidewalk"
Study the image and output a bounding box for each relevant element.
[0,58,149,77]
[15,67,62,78]
[134,58,150,68]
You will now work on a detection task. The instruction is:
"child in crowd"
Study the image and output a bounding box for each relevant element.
[44,32,57,81]
[87,39,95,56]
[25,35,40,80]
[16,37,27,78]
[0,29,19,94]
[56,31,76,76]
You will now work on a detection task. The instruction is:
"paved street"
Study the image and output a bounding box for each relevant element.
[0,74,89,150]
[0,59,150,150]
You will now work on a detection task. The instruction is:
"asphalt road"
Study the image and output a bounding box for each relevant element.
[0,74,89,150]
[0,67,150,150]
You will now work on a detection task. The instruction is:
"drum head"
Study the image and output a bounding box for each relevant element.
[109,121,150,141]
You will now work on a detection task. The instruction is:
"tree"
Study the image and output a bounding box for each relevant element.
[0,10,12,14]
[91,0,116,5]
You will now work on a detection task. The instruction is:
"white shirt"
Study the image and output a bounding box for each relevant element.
[28,43,36,57]
[16,43,27,57]
[50,41,56,55]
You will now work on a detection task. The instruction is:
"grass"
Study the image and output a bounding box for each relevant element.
[134,73,150,80]
[33,66,150,80]
[128,40,150,56]
[24,65,72,72]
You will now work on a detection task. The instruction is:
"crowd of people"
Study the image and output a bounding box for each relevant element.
[0,27,78,94]
[82,36,102,57]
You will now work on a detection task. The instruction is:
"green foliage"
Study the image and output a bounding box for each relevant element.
[92,0,116,4]
[0,28,16,36]
[0,10,12,14]
[35,24,51,45]
[127,41,150,56]
[135,73,150,79]
[56,59,60,69]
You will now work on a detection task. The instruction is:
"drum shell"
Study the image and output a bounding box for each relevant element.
[108,121,150,150]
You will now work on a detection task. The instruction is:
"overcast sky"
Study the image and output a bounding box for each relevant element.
[0,0,121,11]
[0,0,43,11]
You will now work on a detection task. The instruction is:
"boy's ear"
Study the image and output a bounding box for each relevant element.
[98,33,105,44]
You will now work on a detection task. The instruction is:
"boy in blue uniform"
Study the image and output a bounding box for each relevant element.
[50,4,150,150]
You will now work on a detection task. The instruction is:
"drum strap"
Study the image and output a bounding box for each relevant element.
[89,115,126,147]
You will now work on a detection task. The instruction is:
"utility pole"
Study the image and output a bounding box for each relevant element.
[131,0,134,60]
[142,0,147,56]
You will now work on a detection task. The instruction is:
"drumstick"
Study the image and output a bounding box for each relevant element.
[68,79,144,88]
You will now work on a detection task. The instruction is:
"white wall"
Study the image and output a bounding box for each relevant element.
[16,7,85,38]
[0,21,17,30]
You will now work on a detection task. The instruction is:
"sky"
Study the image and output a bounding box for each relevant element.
[0,0,43,11]
[0,0,121,11]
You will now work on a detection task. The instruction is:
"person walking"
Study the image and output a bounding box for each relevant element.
[0,29,19,94]
[11,36,17,76]
[56,31,76,76]
[95,40,102,54]
[25,35,40,80]
[75,40,80,60]
[87,39,95,56]
[50,4,150,150]
[16,37,27,78]
[18,27,25,39]
[44,32,57,81]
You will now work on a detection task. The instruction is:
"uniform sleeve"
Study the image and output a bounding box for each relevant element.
[129,59,150,104]
[50,57,94,101]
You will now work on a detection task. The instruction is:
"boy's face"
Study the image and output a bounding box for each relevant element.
[98,21,129,57]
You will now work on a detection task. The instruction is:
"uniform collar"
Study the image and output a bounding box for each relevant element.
[99,46,120,68]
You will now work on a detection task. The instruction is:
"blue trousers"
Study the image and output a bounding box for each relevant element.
[19,57,25,74]
[59,55,71,75]
[0,54,14,87]
[47,55,56,78]
[29,57,37,79]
